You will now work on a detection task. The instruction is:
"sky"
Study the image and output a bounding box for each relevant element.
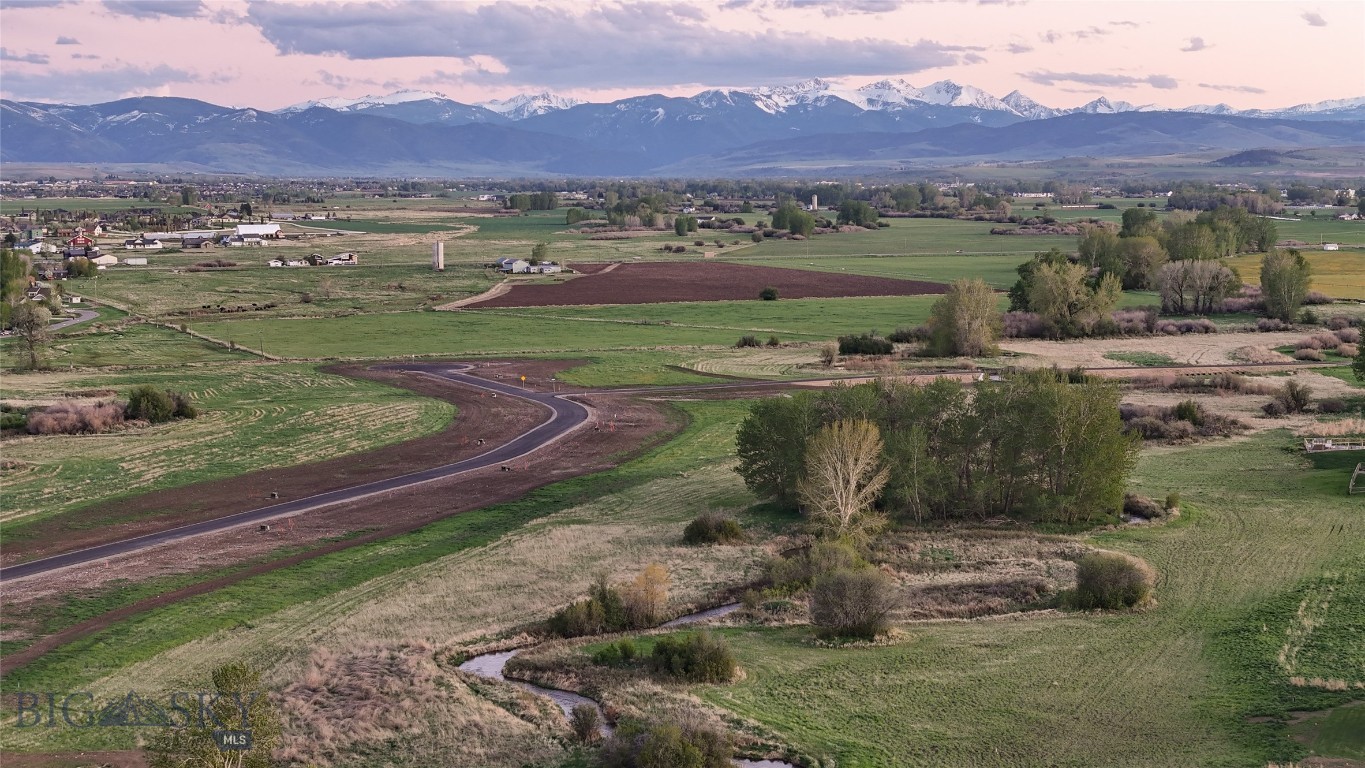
[1,0,1362,111]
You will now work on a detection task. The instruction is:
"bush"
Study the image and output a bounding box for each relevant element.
[1303,290,1332,305]
[649,632,737,683]
[1073,551,1155,610]
[548,574,627,637]
[1318,398,1347,414]
[887,326,927,343]
[299,292,313,304]
[1,410,27,431]
[170,391,199,419]
[1275,380,1313,413]
[838,333,894,355]
[694,240,705,247]
[1335,328,1362,344]
[735,335,761,348]
[1165,492,1180,511]
[1172,399,1203,427]
[1300,308,1319,325]
[682,512,744,545]
[1123,493,1164,520]
[768,540,865,589]
[811,568,897,639]
[1294,348,1326,361]
[571,704,602,744]
[1338,343,1360,358]
[1256,317,1290,332]
[766,335,780,347]
[25,401,126,435]
[598,719,732,768]
[758,286,779,301]
[125,385,176,423]
[592,638,638,668]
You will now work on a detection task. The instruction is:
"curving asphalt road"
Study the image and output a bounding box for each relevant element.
[49,308,100,331]
[0,365,589,583]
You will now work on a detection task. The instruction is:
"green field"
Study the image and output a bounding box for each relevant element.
[185,295,945,360]
[695,432,1365,767]
[1225,250,1365,300]
[2,322,252,369]
[0,362,454,529]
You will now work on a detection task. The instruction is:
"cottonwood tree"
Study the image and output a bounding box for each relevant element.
[623,563,670,627]
[735,393,821,506]
[1028,261,1122,335]
[11,302,51,370]
[1260,248,1312,322]
[1117,236,1167,289]
[798,419,889,546]
[1156,260,1238,314]
[927,278,1000,357]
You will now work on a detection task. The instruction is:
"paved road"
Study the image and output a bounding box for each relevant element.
[0,364,589,583]
[49,308,99,331]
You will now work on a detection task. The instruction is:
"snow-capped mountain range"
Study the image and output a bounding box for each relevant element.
[279,78,1365,123]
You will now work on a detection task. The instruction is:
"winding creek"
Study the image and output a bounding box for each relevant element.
[459,603,795,767]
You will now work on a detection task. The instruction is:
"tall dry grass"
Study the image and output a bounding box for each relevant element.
[1298,418,1365,437]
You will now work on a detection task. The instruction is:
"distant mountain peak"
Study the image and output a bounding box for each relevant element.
[279,89,450,113]
[480,91,583,120]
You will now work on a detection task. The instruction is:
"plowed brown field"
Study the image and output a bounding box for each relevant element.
[467,261,947,307]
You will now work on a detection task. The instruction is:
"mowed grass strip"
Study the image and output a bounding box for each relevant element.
[695,432,1365,767]
[0,400,748,753]
[0,362,454,529]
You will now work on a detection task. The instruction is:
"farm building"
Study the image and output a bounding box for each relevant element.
[1323,243,1340,251]
[235,223,282,239]
[267,259,286,268]
[181,236,215,249]
[123,257,148,266]
[90,254,119,266]
[327,253,359,266]
[496,257,531,273]
[534,263,562,274]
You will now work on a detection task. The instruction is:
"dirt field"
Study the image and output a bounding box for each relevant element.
[464,261,948,307]
[1000,330,1317,368]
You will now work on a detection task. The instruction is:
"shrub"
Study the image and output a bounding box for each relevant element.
[25,401,126,435]
[694,240,705,247]
[811,568,898,639]
[548,574,627,637]
[758,286,779,301]
[299,292,313,304]
[682,512,745,545]
[1318,398,1347,414]
[1303,290,1332,305]
[170,391,199,419]
[592,638,639,667]
[621,563,670,628]
[649,632,737,683]
[125,385,176,423]
[1335,328,1362,344]
[766,335,780,347]
[769,540,865,589]
[887,326,927,343]
[1123,493,1164,520]
[1261,399,1287,417]
[1338,343,1360,358]
[1278,381,1313,413]
[837,333,894,356]
[1073,551,1155,610]
[1293,348,1325,361]
[819,344,837,367]
[1300,308,1319,325]
[1326,316,1352,331]
[1,410,27,431]
[751,231,764,243]
[1165,492,1180,511]
[598,719,732,768]
[1172,399,1203,427]
[735,335,761,348]
[571,704,601,744]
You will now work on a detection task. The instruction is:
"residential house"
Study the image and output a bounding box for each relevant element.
[181,236,215,250]
[533,263,562,274]
[326,252,358,266]
[124,236,164,250]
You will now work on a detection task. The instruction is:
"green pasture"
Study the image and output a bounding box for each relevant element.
[2,322,252,369]
[185,295,946,360]
[698,432,1365,766]
[1225,250,1365,300]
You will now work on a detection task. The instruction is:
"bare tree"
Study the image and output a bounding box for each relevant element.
[798,419,889,545]
[11,302,51,370]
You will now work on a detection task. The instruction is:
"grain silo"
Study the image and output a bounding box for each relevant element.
[432,242,445,271]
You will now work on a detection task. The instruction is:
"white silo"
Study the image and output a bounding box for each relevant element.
[433,242,445,271]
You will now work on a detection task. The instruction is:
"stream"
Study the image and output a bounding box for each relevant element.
[459,603,795,767]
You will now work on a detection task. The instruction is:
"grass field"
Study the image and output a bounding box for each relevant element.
[1225,250,1365,300]
[0,362,454,529]
[2,322,253,369]
[0,400,756,755]
[692,432,1364,767]
[185,295,945,360]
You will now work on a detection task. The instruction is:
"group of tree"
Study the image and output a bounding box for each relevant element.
[736,370,1139,527]
[1009,248,1123,337]
[1166,183,1283,214]
[504,191,559,211]
[547,565,671,637]
[835,199,879,227]
[769,202,816,237]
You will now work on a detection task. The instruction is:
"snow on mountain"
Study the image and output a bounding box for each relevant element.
[278,90,449,114]
[913,80,1013,111]
[1068,97,1140,115]
[1181,103,1241,115]
[1273,96,1365,115]
[741,78,863,114]
[481,91,582,120]
[1000,90,1062,119]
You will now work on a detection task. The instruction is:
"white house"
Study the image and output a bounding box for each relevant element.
[91,254,119,266]
[1323,243,1340,251]
[124,237,163,250]
[495,257,531,273]
[267,258,286,268]
[235,223,282,239]
[534,263,562,274]
[326,252,358,266]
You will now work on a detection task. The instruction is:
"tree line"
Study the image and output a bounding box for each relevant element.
[736,370,1139,526]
